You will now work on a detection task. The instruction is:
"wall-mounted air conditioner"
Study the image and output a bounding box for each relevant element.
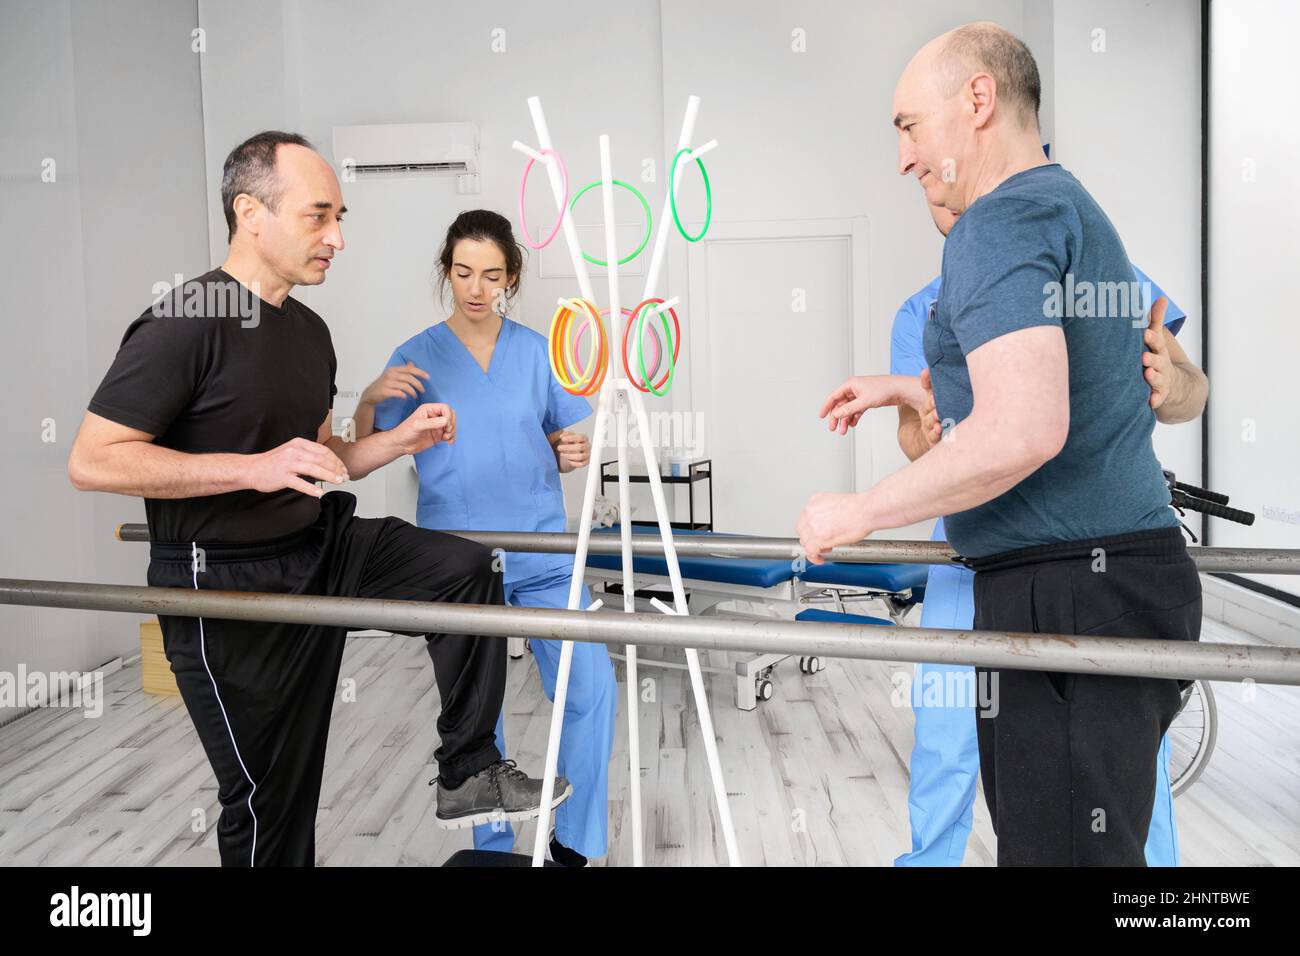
[331,122,480,176]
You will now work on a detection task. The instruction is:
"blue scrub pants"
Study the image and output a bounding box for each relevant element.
[894,560,1180,866]
[473,567,617,858]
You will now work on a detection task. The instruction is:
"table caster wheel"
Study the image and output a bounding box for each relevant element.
[809,656,823,673]
[756,677,774,702]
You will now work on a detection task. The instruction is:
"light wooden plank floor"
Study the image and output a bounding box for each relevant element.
[0,614,1295,866]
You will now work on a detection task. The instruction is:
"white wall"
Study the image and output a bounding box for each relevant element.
[1207,0,1300,598]
[1,0,210,680]
[0,0,97,686]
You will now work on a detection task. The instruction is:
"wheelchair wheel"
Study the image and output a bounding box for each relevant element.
[1169,679,1217,797]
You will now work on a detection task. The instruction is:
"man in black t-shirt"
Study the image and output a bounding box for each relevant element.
[68,131,569,866]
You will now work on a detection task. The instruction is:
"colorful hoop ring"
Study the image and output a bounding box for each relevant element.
[668,147,712,243]
[624,297,681,394]
[569,180,653,266]
[596,307,662,381]
[519,149,569,250]
[635,304,677,396]
[548,298,608,395]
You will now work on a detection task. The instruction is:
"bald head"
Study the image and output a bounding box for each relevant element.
[893,22,1047,212]
[937,22,1041,130]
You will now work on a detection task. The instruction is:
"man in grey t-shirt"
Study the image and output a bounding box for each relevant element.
[797,22,1201,865]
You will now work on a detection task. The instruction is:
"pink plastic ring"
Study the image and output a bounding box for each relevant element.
[590,306,661,378]
[518,149,568,250]
[568,311,607,379]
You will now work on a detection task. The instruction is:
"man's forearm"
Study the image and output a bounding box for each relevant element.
[863,416,1049,536]
[72,442,253,498]
[1155,361,1209,424]
[897,418,931,462]
[351,401,377,439]
[896,390,938,461]
[326,429,402,481]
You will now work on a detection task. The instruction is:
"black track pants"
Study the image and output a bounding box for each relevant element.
[967,527,1201,866]
[148,491,506,866]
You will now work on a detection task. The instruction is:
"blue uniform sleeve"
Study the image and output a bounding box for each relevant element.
[543,374,592,434]
[372,348,420,432]
[942,197,1069,355]
[1131,265,1187,338]
[890,286,934,377]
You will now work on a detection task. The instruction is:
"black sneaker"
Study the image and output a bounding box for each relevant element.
[432,760,573,830]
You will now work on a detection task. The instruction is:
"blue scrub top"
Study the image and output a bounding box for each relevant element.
[374,318,592,583]
[889,266,1186,544]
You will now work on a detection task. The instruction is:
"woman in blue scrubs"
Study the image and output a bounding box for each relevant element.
[354,209,616,867]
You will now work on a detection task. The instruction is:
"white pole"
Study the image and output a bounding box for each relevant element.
[597,134,648,867]
[626,95,739,864]
[598,134,624,370]
[528,380,613,866]
[626,386,741,865]
[640,95,700,302]
[526,97,598,304]
[524,96,609,865]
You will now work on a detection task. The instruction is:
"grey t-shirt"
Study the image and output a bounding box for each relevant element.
[923,163,1177,558]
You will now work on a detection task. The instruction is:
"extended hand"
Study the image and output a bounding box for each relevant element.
[819,375,926,436]
[796,492,872,565]
[361,362,430,407]
[248,437,350,498]
[391,403,457,455]
[918,368,942,447]
[554,430,591,473]
[1141,297,1173,410]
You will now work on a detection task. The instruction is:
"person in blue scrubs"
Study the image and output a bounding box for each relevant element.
[354,209,616,867]
[878,201,1202,866]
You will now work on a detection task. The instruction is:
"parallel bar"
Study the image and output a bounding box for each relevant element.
[3,578,1297,686]
[113,524,1300,574]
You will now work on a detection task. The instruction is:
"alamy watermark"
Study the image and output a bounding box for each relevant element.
[0,665,103,719]
[150,274,261,328]
[49,886,150,935]
[595,410,705,459]
[891,666,999,718]
[1042,275,1154,326]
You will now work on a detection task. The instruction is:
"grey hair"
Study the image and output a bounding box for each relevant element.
[220,130,314,242]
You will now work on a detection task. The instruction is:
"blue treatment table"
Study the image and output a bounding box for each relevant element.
[581,527,927,709]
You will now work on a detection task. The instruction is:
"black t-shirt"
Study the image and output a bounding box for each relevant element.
[88,268,337,543]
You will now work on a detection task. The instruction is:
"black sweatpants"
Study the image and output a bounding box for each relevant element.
[147,491,506,867]
[967,527,1201,866]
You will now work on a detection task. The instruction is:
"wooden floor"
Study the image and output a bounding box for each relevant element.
[0,614,1296,866]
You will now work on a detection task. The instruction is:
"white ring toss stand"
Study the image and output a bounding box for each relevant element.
[511,95,737,867]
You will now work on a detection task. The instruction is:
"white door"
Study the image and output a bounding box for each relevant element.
[689,225,860,536]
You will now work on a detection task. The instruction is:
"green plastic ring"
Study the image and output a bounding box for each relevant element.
[669,148,712,243]
[569,179,653,266]
[635,300,676,397]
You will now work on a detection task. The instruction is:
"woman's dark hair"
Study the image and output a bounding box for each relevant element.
[436,210,526,313]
